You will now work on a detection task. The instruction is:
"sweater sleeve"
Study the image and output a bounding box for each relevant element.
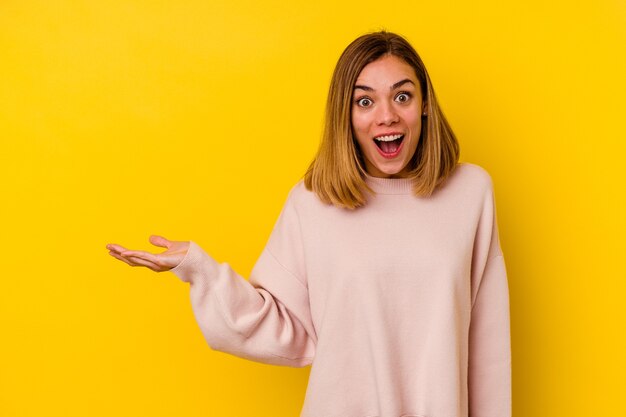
[468,177,512,417]
[169,190,316,367]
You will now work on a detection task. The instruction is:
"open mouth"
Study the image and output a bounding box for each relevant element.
[374,134,405,155]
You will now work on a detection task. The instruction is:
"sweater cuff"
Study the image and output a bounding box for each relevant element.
[169,241,219,284]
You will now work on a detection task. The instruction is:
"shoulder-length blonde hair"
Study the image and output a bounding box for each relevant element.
[304,31,460,209]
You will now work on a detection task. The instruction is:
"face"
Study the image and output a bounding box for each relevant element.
[351,54,425,178]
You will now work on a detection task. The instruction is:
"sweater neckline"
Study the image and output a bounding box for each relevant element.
[364,173,415,195]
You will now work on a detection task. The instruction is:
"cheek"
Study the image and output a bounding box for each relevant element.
[403,111,421,132]
[351,115,370,142]
[352,108,373,128]
[351,115,364,133]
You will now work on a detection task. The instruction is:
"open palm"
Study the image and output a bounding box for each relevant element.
[106,235,189,272]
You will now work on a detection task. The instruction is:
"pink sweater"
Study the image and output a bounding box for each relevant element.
[171,162,511,417]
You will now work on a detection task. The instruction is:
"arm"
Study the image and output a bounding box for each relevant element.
[468,178,512,417]
[170,192,316,367]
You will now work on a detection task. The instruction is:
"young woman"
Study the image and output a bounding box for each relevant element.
[107,31,511,417]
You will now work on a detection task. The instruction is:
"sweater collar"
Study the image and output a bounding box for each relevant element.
[364,173,415,195]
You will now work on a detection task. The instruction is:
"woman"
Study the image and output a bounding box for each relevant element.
[107,31,511,417]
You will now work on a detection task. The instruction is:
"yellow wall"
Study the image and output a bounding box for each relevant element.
[1,1,624,416]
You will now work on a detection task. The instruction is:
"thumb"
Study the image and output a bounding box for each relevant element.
[149,234,171,249]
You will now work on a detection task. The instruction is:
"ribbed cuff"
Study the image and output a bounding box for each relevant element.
[170,241,220,284]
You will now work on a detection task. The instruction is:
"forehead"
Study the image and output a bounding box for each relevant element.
[355,55,418,86]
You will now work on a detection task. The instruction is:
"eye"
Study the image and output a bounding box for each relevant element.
[395,92,412,103]
[356,97,373,108]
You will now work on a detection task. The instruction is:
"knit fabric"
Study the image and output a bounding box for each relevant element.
[171,162,511,417]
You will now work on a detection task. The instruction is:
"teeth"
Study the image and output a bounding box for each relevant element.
[374,134,403,142]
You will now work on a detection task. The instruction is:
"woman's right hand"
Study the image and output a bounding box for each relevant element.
[106,235,190,272]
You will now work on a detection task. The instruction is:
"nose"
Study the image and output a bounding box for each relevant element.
[376,101,399,125]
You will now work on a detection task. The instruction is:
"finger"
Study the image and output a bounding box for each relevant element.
[125,255,162,272]
[106,243,129,254]
[120,249,161,264]
[109,251,164,272]
[149,235,171,249]
[108,250,134,266]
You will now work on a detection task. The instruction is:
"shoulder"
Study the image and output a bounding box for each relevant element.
[455,162,493,183]
[285,179,326,208]
[449,162,495,191]
[278,179,340,220]
[433,162,496,203]
[287,179,308,197]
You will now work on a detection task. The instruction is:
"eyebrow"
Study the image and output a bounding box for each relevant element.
[353,78,415,92]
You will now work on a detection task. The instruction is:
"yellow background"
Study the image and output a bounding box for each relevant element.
[1,0,624,416]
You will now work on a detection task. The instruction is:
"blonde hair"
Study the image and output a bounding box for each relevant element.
[304,31,460,209]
